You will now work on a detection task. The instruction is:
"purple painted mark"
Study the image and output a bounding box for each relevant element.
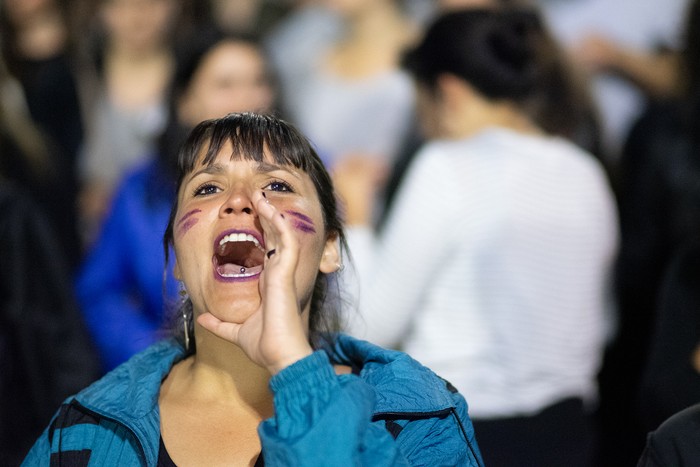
[285,210,316,234]
[176,209,201,236]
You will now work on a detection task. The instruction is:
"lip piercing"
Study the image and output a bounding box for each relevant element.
[240,267,246,274]
[266,249,276,259]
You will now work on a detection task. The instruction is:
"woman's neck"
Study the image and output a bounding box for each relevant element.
[106,40,170,64]
[193,333,272,406]
[346,2,406,44]
[175,328,274,413]
[327,3,416,78]
[103,45,173,109]
[446,100,543,140]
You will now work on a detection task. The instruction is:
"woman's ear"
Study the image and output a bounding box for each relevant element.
[319,234,341,274]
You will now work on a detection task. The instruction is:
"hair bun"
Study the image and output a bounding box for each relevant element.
[403,8,547,100]
[485,10,542,95]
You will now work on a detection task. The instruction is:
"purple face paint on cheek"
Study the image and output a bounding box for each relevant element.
[176,209,201,236]
[285,210,316,234]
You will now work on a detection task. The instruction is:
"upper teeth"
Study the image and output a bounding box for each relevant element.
[218,233,263,251]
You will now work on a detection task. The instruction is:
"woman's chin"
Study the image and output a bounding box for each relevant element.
[206,298,261,324]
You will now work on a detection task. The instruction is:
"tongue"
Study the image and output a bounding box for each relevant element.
[218,262,244,275]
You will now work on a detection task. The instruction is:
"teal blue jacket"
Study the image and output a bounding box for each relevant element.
[23,334,483,466]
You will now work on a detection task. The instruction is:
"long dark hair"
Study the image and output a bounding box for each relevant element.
[163,112,348,353]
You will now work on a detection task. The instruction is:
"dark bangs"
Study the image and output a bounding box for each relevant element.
[178,112,318,186]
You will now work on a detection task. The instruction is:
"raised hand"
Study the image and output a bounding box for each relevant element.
[197,191,313,375]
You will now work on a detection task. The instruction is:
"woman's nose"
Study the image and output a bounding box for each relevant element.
[219,186,254,217]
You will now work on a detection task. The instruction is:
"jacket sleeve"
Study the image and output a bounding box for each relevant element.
[21,401,147,467]
[635,404,700,467]
[258,351,483,466]
[21,425,52,466]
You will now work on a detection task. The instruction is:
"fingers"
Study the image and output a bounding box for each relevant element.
[197,312,241,344]
[253,192,299,271]
[197,193,310,371]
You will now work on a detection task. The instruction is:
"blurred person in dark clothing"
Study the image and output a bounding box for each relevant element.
[0,0,84,269]
[606,0,700,464]
[0,50,100,463]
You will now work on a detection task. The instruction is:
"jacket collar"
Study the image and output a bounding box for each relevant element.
[71,335,457,460]
[74,338,185,463]
[76,338,185,417]
[76,335,458,418]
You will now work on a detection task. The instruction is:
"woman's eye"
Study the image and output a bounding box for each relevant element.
[194,184,220,196]
[264,180,293,193]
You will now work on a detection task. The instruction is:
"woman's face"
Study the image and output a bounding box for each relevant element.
[178,41,274,127]
[100,0,178,51]
[172,142,338,325]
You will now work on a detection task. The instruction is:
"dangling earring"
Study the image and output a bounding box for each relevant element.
[179,282,190,351]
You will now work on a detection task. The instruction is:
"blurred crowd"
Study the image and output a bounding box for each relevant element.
[1,0,699,464]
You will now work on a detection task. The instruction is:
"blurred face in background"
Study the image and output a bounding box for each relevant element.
[209,0,263,34]
[4,0,54,24]
[178,40,274,126]
[324,0,382,18]
[100,0,179,51]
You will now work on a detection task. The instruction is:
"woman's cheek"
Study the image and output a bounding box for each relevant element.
[175,208,202,239]
[283,210,317,235]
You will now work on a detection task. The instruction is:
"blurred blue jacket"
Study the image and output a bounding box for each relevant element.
[76,158,178,371]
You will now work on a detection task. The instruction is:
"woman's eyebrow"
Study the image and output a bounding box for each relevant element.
[186,163,226,183]
[256,161,283,173]
[256,161,300,178]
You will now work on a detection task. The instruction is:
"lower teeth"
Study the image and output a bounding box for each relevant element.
[217,264,263,278]
[221,271,254,278]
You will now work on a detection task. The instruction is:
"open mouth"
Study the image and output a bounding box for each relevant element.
[213,231,265,279]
